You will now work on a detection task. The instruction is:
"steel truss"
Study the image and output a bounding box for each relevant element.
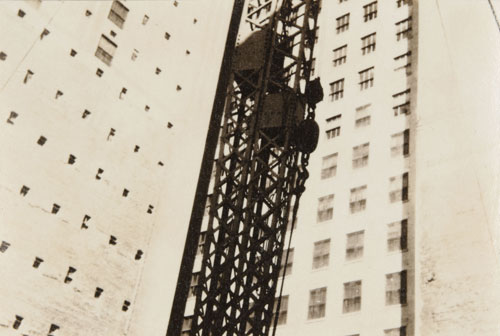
[174,1,321,335]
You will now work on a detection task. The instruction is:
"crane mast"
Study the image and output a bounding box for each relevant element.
[167,1,323,335]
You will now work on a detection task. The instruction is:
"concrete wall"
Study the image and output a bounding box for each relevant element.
[0,1,231,335]
[414,1,500,335]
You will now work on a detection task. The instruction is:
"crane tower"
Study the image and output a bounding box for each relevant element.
[168,1,323,335]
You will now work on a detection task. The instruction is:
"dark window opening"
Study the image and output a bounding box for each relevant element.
[122,300,130,311]
[147,205,154,214]
[109,235,117,245]
[13,315,23,329]
[134,145,140,153]
[18,9,26,18]
[82,109,91,118]
[7,111,18,124]
[68,154,76,165]
[0,52,7,61]
[20,185,30,196]
[135,249,143,260]
[96,68,104,77]
[122,189,129,197]
[33,257,44,268]
[24,70,34,84]
[95,287,104,298]
[0,241,10,253]
[96,168,104,180]
[70,49,77,57]
[51,203,60,214]
[55,90,63,99]
[107,128,116,140]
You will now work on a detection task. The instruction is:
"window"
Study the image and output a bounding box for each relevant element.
[352,143,369,168]
[321,153,338,179]
[326,127,341,139]
[388,219,408,251]
[359,67,374,90]
[336,14,350,33]
[385,326,407,336]
[355,104,371,128]
[197,231,206,254]
[95,35,117,66]
[308,287,327,319]
[181,316,193,336]
[361,33,376,54]
[108,1,129,29]
[346,231,364,260]
[204,195,211,216]
[272,295,289,326]
[363,1,377,22]
[311,58,316,76]
[329,79,344,101]
[343,280,361,313]
[396,17,412,40]
[0,241,10,253]
[312,239,330,269]
[395,51,412,75]
[393,89,411,116]
[188,272,200,298]
[333,45,347,66]
[389,172,409,203]
[279,248,294,277]
[390,130,410,157]
[326,114,341,139]
[317,194,334,222]
[349,186,367,213]
[397,0,412,7]
[386,270,407,305]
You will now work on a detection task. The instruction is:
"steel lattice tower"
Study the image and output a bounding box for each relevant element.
[167,1,322,335]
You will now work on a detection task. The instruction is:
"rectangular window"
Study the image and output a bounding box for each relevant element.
[390,129,410,157]
[308,287,327,319]
[352,143,369,168]
[336,13,350,33]
[386,270,407,305]
[279,248,294,277]
[388,219,408,252]
[326,127,341,139]
[346,231,364,260]
[393,89,411,116]
[321,153,338,179]
[389,172,409,203]
[204,195,212,216]
[343,280,361,313]
[385,326,407,336]
[349,186,367,214]
[397,0,412,7]
[312,239,331,269]
[329,79,345,101]
[188,272,200,298]
[181,316,193,336]
[355,104,371,128]
[95,35,117,66]
[317,195,334,222]
[396,17,412,41]
[272,295,289,326]
[108,1,129,29]
[395,51,412,75]
[333,45,347,66]
[359,67,374,90]
[361,33,376,55]
[197,231,206,254]
[363,1,377,22]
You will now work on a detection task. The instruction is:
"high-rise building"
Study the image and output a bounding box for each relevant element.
[0,1,231,335]
[1,1,500,336]
[271,1,500,336]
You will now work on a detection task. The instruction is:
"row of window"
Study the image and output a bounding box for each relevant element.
[278,220,406,277]
[317,173,408,222]
[271,270,407,327]
[321,130,410,179]
[335,0,411,35]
